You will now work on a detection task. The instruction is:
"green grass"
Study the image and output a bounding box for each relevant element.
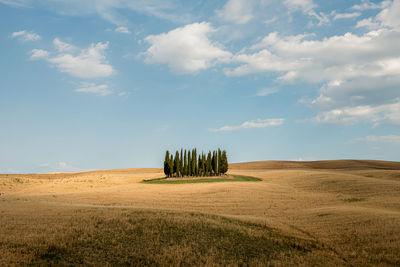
[141,174,262,184]
[343,197,366,203]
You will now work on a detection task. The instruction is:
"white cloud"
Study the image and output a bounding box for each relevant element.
[115,26,131,34]
[31,38,115,79]
[312,100,400,125]
[30,49,49,60]
[356,18,382,30]
[283,0,328,25]
[376,0,400,30]
[0,0,27,7]
[144,22,231,74]
[226,25,400,126]
[1,0,191,24]
[53,38,76,52]
[117,91,129,96]
[216,0,254,24]
[333,12,361,20]
[75,82,113,96]
[351,0,391,11]
[356,135,400,145]
[255,88,278,97]
[356,0,400,30]
[211,118,284,131]
[11,30,40,41]
[284,0,315,12]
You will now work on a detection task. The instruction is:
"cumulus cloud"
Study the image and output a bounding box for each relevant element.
[144,22,231,74]
[11,30,40,41]
[211,118,284,132]
[115,26,131,34]
[216,0,254,24]
[31,38,115,79]
[356,0,400,30]
[75,82,113,96]
[225,10,400,126]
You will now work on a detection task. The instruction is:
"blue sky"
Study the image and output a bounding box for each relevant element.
[1,0,400,173]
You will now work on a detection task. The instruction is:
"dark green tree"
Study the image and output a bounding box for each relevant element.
[220,150,228,175]
[164,150,170,177]
[207,151,212,176]
[169,155,174,177]
[218,148,222,175]
[180,149,183,177]
[188,150,191,176]
[174,151,180,177]
[184,150,187,176]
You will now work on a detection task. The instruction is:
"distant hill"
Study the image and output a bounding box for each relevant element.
[229,160,400,170]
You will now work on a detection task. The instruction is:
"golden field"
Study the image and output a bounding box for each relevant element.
[1,160,400,266]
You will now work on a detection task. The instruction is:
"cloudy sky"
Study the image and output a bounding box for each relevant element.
[1,0,400,173]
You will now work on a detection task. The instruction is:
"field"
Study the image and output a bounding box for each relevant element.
[1,160,400,266]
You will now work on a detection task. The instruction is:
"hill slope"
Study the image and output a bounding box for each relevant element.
[230,159,400,170]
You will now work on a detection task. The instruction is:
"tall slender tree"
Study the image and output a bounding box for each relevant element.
[169,155,174,177]
[220,150,228,175]
[218,148,221,175]
[207,151,212,176]
[164,150,170,177]
[188,150,191,176]
[174,151,180,177]
[184,150,187,176]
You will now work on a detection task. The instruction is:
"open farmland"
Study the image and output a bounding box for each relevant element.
[1,160,400,266]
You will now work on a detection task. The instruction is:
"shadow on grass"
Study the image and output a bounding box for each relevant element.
[141,174,262,184]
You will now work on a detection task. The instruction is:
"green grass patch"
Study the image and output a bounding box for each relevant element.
[343,197,366,203]
[141,174,262,184]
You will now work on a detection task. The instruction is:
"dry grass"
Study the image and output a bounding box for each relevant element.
[1,160,400,266]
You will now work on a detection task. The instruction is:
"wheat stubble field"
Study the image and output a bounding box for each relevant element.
[1,160,400,266]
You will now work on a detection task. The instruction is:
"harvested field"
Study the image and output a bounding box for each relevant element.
[1,160,400,266]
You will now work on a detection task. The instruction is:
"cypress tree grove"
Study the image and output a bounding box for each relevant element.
[162,148,228,178]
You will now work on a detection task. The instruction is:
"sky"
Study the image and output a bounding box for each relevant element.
[1,0,400,173]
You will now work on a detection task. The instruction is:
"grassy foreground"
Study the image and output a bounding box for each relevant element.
[142,174,262,184]
[0,204,337,266]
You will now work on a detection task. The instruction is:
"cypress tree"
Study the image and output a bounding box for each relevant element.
[174,151,180,177]
[180,149,183,177]
[207,151,212,176]
[192,148,196,176]
[220,150,228,175]
[164,150,170,177]
[169,155,174,177]
[202,153,205,176]
[212,151,217,176]
[188,150,191,176]
[198,155,201,177]
[184,150,187,176]
[218,148,221,176]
